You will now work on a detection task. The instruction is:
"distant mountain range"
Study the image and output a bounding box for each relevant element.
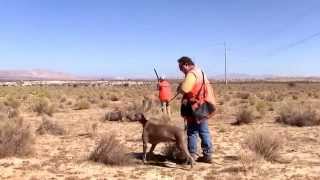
[210,73,320,82]
[210,73,276,80]
[0,69,320,81]
[0,69,80,81]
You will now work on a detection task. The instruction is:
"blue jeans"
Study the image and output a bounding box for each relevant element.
[187,120,213,156]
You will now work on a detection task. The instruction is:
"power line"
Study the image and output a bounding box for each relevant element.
[247,6,317,48]
[267,31,320,56]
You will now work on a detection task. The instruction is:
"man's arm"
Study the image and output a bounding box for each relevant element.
[178,73,196,94]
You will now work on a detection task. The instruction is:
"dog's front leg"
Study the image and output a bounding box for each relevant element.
[149,144,157,155]
[142,133,148,164]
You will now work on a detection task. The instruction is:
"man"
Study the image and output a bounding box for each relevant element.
[177,56,217,163]
[157,75,172,116]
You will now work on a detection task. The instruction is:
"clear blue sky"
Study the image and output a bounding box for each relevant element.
[0,0,319,78]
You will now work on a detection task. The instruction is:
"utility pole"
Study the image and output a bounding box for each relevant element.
[224,42,228,85]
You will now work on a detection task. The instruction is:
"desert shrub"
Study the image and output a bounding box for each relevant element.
[36,115,65,135]
[248,96,256,105]
[0,104,20,119]
[255,101,267,116]
[265,93,277,102]
[126,98,153,113]
[110,95,119,102]
[276,105,320,127]
[89,134,133,166]
[243,129,282,162]
[230,100,239,107]
[8,107,20,119]
[33,88,51,99]
[0,117,34,158]
[99,93,105,100]
[4,96,20,109]
[59,96,67,103]
[223,95,231,102]
[32,97,56,116]
[74,99,90,110]
[292,95,298,100]
[142,97,153,112]
[66,100,73,106]
[126,101,142,112]
[276,94,285,101]
[161,143,187,163]
[232,108,254,125]
[288,82,296,87]
[99,102,109,108]
[239,99,248,104]
[236,92,250,99]
[88,97,98,104]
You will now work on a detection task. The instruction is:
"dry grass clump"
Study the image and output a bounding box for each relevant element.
[161,143,187,163]
[32,97,56,116]
[0,116,34,158]
[74,99,91,110]
[232,108,255,125]
[239,150,260,173]
[36,115,65,135]
[243,129,282,162]
[89,134,134,166]
[276,105,320,127]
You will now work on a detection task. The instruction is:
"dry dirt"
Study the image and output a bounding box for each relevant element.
[1,83,320,180]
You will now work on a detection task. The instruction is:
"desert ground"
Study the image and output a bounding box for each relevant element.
[0,82,320,180]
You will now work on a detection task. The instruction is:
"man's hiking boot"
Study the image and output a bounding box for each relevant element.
[197,155,212,163]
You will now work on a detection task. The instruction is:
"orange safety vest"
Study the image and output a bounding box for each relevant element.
[182,67,217,109]
[158,80,172,102]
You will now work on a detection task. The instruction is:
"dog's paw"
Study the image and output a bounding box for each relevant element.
[142,159,147,164]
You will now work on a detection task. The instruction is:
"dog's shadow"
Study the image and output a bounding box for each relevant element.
[129,152,167,162]
[129,152,187,169]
